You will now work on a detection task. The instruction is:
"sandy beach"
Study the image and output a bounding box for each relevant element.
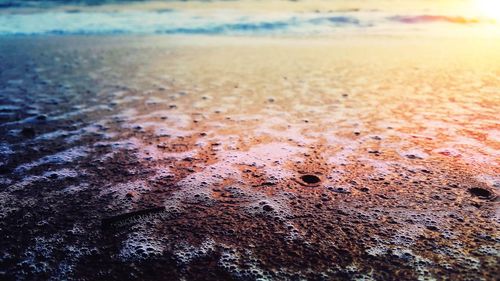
[0,34,498,280]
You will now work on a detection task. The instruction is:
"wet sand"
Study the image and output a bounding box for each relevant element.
[0,35,499,280]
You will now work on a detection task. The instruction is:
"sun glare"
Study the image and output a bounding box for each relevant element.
[475,0,500,21]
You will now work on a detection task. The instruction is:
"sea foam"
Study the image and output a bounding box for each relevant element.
[0,9,495,36]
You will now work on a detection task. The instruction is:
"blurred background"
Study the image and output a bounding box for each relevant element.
[0,0,499,37]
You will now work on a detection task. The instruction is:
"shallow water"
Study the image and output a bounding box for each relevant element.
[0,35,498,280]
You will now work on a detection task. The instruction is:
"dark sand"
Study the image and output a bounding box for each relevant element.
[0,36,499,280]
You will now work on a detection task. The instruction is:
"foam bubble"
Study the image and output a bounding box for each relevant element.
[14,146,90,173]
[119,231,165,261]
[173,239,216,265]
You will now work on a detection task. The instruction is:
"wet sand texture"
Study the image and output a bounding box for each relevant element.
[0,36,499,280]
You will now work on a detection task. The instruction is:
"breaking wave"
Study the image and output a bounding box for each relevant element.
[0,9,494,36]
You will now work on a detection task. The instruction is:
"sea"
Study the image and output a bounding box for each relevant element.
[0,0,499,37]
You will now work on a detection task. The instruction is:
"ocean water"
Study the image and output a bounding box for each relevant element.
[0,0,498,36]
